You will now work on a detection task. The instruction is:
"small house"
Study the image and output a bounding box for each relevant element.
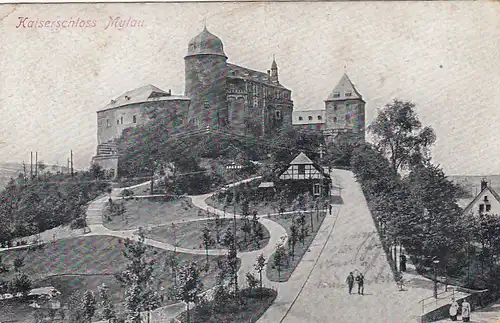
[462,179,500,216]
[276,152,331,198]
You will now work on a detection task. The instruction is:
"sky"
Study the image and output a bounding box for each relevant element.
[0,2,499,176]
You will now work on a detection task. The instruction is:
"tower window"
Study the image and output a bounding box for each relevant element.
[106,119,111,128]
[308,116,313,121]
[333,117,338,123]
[334,105,338,111]
[117,119,120,125]
[275,110,282,119]
[345,92,352,97]
[318,116,322,120]
[133,115,137,123]
[298,116,303,121]
[120,116,123,124]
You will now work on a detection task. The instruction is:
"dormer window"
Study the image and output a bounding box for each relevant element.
[333,92,340,98]
[345,92,352,97]
[298,116,303,121]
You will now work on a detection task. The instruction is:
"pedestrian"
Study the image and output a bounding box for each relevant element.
[329,204,332,215]
[346,272,355,295]
[449,297,459,321]
[400,253,407,272]
[356,273,364,295]
[461,300,471,322]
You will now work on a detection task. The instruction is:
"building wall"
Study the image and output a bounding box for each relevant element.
[91,155,118,179]
[96,99,190,144]
[467,189,500,215]
[324,99,365,137]
[185,55,228,129]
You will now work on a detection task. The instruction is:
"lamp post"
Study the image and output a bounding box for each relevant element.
[432,256,440,299]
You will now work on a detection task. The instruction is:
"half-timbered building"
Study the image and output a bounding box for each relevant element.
[277,152,331,197]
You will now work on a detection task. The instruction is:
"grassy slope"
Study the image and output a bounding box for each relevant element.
[103,197,201,231]
[0,236,226,322]
[145,218,270,252]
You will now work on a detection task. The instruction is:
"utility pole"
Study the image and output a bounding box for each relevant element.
[30,151,33,180]
[22,161,26,181]
[319,143,326,214]
[70,150,74,177]
[67,158,70,175]
[35,151,38,179]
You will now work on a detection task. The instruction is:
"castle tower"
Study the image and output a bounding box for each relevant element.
[184,26,228,129]
[324,74,365,141]
[271,55,279,85]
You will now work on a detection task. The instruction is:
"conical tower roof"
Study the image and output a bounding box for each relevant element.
[326,74,363,101]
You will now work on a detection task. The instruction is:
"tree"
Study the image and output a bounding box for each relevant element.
[273,237,287,281]
[276,189,288,217]
[82,290,97,323]
[165,251,180,288]
[241,209,252,247]
[90,162,105,180]
[289,221,299,261]
[13,256,25,273]
[115,231,160,322]
[369,99,436,173]
[254,254,266,299]
[10,272,32,299]
[0,255,9,274]
[173,262,204,323]
[246,272,259,290]
[227,241,239,296]
[98,283,116,322]
[67,291,85,323]
[201,226,214,266]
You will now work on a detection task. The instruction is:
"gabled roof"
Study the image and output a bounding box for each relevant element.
[326,74,363,101]
[462,185,500,214]
[98,84,189,112]
[289,152,314,165]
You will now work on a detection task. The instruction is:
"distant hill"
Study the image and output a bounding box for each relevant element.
[0,162,71,190]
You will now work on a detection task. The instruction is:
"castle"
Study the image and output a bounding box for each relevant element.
[91,26,365,177]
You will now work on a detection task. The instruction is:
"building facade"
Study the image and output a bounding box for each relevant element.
[92,27,294,176]
[462,179,500,216]
[185,26,293,137]
[293,73,366,143]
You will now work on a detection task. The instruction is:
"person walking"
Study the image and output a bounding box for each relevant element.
[329,204,333,215]
[400,253,407,272]
[356,273,365,295]
[346,272,355,295]
[449,298,459,321]
[461,300,471,322]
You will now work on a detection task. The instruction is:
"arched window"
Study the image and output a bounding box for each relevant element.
[308,116,313,121]
[317,115,322,120]
[298,116,303,121]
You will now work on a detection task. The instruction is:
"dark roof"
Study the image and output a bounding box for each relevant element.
[326,74,363,101]
[186,26,226,57]
[462,185,500,214]
[277,152,331,180]
[227,63,286,88]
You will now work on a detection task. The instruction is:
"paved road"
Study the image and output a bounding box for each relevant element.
[259,169,444,323]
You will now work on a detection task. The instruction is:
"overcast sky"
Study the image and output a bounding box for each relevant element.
[0,2,499,175]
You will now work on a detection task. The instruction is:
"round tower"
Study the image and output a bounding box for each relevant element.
[184,26,228,129]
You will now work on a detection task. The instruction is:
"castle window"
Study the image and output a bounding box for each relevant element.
[345,92,352,97]
[333,92,340,98]
[106,119,111,128]
[318,115,322,120]
[120,116,123,124]
[333,117,338,123]
[117,119,120,125]
[275,110,282,119]
[298,116,303,121]
[334,105,338,111]
[308,116,313,121]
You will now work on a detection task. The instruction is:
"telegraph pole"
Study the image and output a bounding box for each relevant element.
[30,151,33,180]
[70,150,74,177]
[35,151,38,179]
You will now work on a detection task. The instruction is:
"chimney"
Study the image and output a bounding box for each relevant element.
[267,70,270,75]
[481,179,488,191]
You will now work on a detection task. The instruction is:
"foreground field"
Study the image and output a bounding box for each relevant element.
[0,236,228,322]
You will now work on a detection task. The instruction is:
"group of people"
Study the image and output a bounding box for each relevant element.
[449,298,471,322]
[346,272,364,295]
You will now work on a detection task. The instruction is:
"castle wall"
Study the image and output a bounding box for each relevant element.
[185,55,228,129]
[325,100,365,135]
[97,99,190,144]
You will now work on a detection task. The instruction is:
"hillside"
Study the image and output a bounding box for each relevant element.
[0,163,23,189]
